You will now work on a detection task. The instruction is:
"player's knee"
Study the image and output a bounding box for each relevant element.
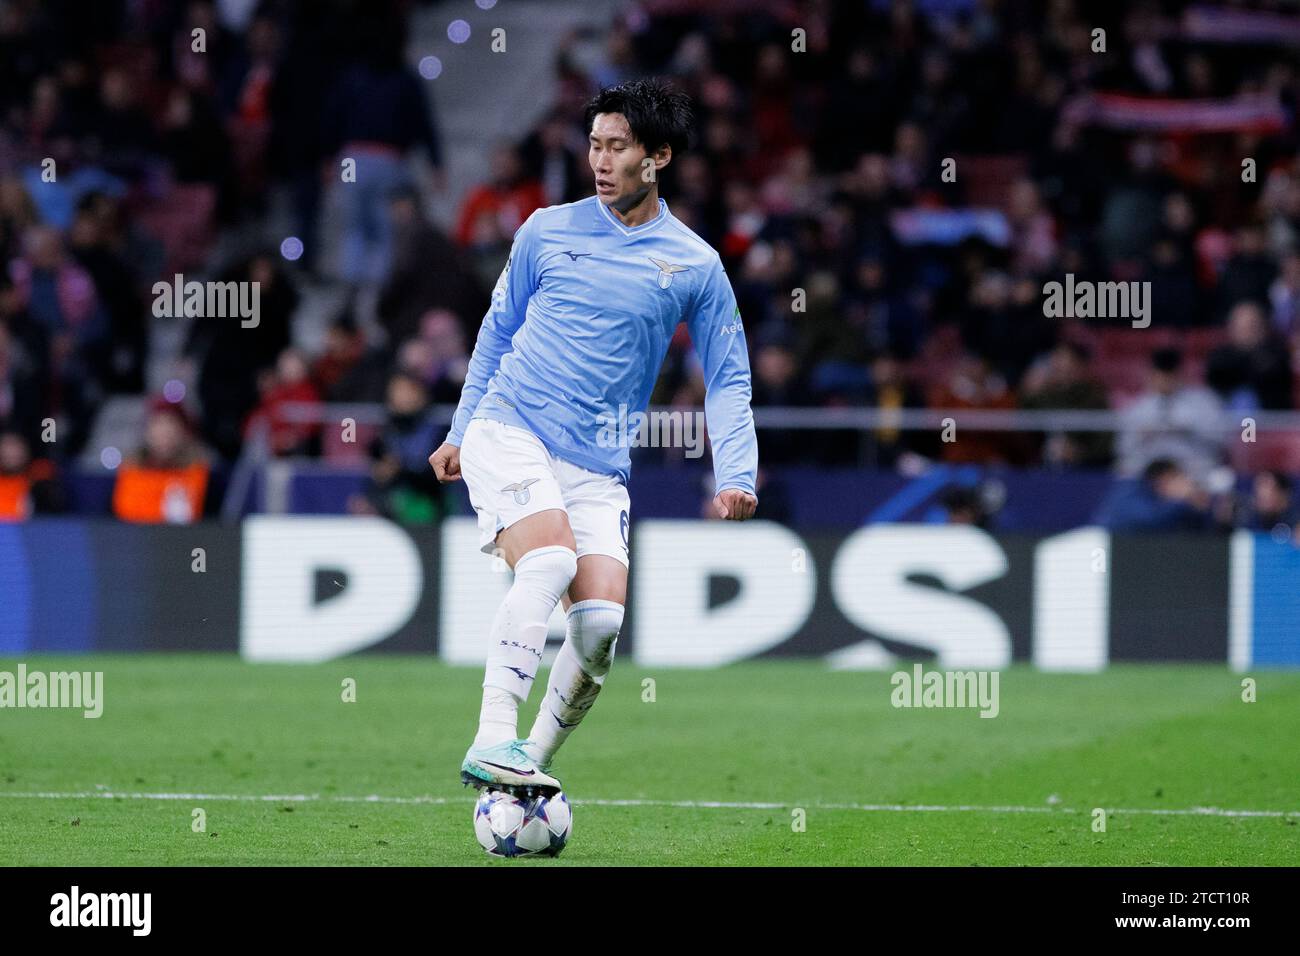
[567,599,623,677]
[514,545,578,597]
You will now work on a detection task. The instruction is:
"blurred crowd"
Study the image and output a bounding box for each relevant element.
[1,0,1299,527]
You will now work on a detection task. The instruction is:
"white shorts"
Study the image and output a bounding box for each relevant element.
[458,418,631,567]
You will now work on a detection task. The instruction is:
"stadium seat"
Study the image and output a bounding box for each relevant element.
[1182,327,1226,359]
[321,421,380,466]
[78,395,150,468]
[1061,321,1101,352]
[1097,356,1152,404]
[1230,430,1300,474]
[953,155,1029,208]
[912,323,961,389]
[133,184,217,275]
[1097,328,1178,361]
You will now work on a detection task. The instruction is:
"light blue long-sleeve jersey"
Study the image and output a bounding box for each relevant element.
[446,195,757,493]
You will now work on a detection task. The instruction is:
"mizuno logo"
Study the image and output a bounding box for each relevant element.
[649,256,689,289]
[561,250,592,262]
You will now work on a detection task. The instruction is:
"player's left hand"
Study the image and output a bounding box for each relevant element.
[714,488,757,520]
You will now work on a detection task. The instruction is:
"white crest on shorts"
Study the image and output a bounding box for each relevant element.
[501,478,540,505]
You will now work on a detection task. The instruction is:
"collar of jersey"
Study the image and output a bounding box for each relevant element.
[596,195,669,237]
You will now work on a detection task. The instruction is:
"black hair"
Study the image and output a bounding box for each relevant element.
[1142,458,1182,483]
[1151,347,1183,372]
[583,78,694,161]
[941,485,983,513]
[75,191,107,214]
[389,367,428,391]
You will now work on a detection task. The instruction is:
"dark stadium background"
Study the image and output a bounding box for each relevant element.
[0,0,1297,664]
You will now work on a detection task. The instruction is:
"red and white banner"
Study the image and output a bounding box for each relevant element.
[1063,93,1287,134]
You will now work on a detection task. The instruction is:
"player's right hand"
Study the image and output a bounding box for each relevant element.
[429,443,462,482]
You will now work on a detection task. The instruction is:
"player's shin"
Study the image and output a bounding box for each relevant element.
[527,598,623,765]
[473,545,578,748]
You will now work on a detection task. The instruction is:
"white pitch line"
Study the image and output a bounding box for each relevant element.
[0,791,1297,818]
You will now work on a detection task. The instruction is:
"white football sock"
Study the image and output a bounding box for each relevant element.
[528,598,623,764]
[475,688,520,749]
[473,545,577,748]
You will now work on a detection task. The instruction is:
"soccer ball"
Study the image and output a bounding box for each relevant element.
[473,789,572,858]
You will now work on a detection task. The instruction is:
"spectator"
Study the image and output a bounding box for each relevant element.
[517,108,588,206]
[1205,300,1293,411]
[245,348,321,457]
[0,178,38,266]
[454,143,546,253]
[9,224,107,362]
[1006,178,1057,274]
[265,0,346,275]
[112,401,210,524]
[84,66,158,181]
[159,86,237,221]
[1099,137,1177,267]
[323,9,443,285]
[0,429,65,519]
[940,484,994,530]
[1233,469,1300,536]
[1020,341,1113,468]
[7,225,103,452]
[67,193,147,393]
[930,352,1024,465]
[799,273,872,405]
[843,256,924,360]
[218,11,281,211]
[1116,347,1225,482]
[169,0,236,95]
[312,318,366,398]
[865,349,933,467]
[1269,251,1300,341]
[958,270,1057,389]
[350,371,445,523]
[1094,459,1212,532]
[378,186,487,345]
[1148,193,1204,326]
[0,299,45,446]
[1217,225,1276,317]
[406,308,469,405]
[318,318,390,404]
[187,251,296,460]
[750,329,813,466]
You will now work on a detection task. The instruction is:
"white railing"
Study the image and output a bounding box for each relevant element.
[221,400,1300,517]
[265,401,1300,433]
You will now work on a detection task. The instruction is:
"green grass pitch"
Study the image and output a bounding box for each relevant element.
[1,655,1297,865]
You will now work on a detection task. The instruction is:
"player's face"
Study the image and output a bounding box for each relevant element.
[588,112,659,210]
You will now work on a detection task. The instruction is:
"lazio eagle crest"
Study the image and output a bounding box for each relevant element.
[500,478,540,505]
[648,257,689,290]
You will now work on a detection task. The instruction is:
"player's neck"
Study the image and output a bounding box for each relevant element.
[607,186,661,228]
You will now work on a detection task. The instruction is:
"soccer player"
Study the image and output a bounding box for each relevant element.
[429,79,758,797]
